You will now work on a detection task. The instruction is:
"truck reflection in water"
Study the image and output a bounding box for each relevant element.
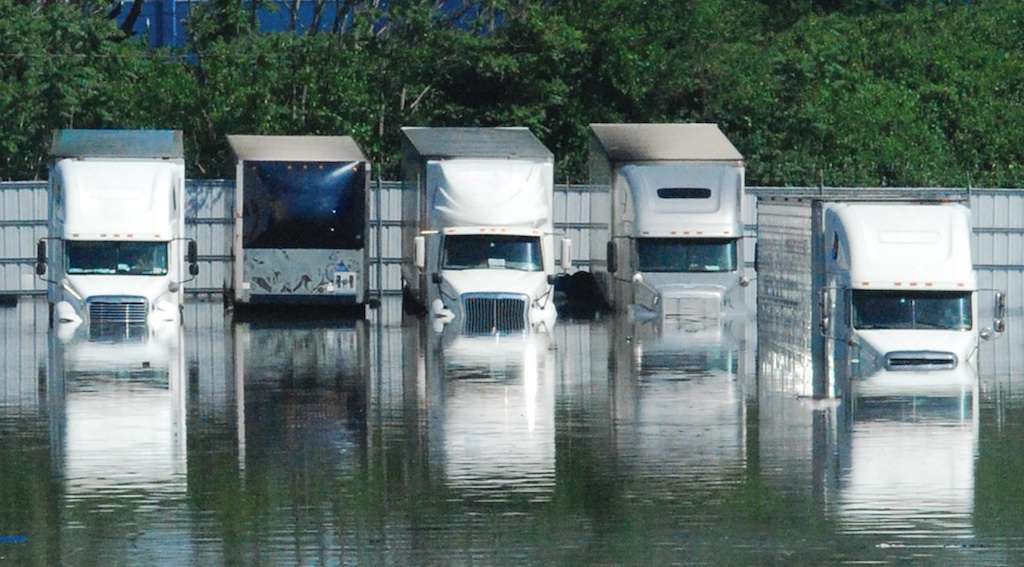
[832,390,978,539]
[407,321,557,501]
[47,324,187,503]
[757,347,980,553]
[607,315,751,494]
[231,319,368,476]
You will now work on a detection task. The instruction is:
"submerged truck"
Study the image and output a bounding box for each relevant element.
[588,123,749,320]
[757,189,1006,398]
[400,127,572,334]
[37,129,198,332]
[228,135,371,310]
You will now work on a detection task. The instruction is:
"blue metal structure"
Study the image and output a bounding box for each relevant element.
[119,0,468,47]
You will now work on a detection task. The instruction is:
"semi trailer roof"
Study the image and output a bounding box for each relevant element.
[401,127,552,160]
[228,135,367,162]
[51,129,184,160]
[752,186,969,203]
[589,123,743,163]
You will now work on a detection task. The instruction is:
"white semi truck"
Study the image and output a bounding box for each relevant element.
[400,127,571,335]
[757,189,1006,398]
[37,130,198,334]
[228,135,371,311]
[588,123,749,321]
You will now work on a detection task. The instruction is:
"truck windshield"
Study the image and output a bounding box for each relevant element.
[852,290,972,330]
[637,238,737,273]
[443,235,542,271]
[66,241,169,276]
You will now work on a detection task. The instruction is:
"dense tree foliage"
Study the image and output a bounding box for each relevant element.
[0,0,1021,186]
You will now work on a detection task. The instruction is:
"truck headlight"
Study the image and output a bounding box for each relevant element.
[150,299,178,323]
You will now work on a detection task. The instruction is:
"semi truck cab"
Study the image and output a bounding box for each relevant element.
[401,128,571,336]
[419,225,569,334]
[589,124,749,323]
[37,130,197,336]
[821,203,1000,395]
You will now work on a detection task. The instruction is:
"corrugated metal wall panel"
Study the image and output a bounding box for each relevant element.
[185,180,234,297]
[0,182,48,296]
[3,182,1024,302]
[553,184,605,270]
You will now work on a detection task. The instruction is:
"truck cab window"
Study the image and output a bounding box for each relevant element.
[852,290,972,331]
[636,238,738,273]
[66,241,169,276]
[443,235,542,272]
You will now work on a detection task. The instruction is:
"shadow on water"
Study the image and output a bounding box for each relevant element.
[2,297,1024,563]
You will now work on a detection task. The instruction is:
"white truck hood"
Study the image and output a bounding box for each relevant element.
[441,269,549,300]
[855,329,976,362]
[853,329,978,395]
[65,275,175,305]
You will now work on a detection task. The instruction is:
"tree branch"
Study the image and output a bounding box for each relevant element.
[118,0,145,39]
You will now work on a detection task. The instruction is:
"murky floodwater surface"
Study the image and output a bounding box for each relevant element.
[2,299,1024,565]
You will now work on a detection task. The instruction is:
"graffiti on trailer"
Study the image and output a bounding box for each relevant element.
[245,249,362,297]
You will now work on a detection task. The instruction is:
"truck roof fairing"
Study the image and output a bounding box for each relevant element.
[228,135,367,163]
[55,160,180,239]
[428,159,553,229]
[51,129,183,160]
[589,123,743,163]
[622,163,743,237]
[401,127,552,161]
[830,203,976,290]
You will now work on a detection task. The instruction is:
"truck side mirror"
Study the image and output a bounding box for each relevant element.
[818,289,830,336]
[187,240,199,276]
[606,241,618,274]
[414,236,426,271]
[35,240,47,276]
[995,291,1007,333]
[560,238,573,271]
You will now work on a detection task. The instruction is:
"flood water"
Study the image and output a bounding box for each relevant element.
[2,299,1024,564]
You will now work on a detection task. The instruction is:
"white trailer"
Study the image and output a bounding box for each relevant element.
[588,124,749,321]
[757,189,1006,398]
[228,135,371,310]
[37,130,198,335]
[400,127,571,335]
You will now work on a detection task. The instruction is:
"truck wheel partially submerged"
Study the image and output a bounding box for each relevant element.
[228,135,371,315]
[399,127,572,336]
[756,188,1007,398]
[588,123,751,332]
[38,129,197,340]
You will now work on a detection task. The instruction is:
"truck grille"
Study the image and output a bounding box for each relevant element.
[89,322,148,342]
[88,297,148,325]
[662,295,721,319]
[462,293,528,335]
[884,351,958,371]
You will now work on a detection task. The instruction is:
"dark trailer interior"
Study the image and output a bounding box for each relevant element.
[228,135,371,309]
[241,160,366,250]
